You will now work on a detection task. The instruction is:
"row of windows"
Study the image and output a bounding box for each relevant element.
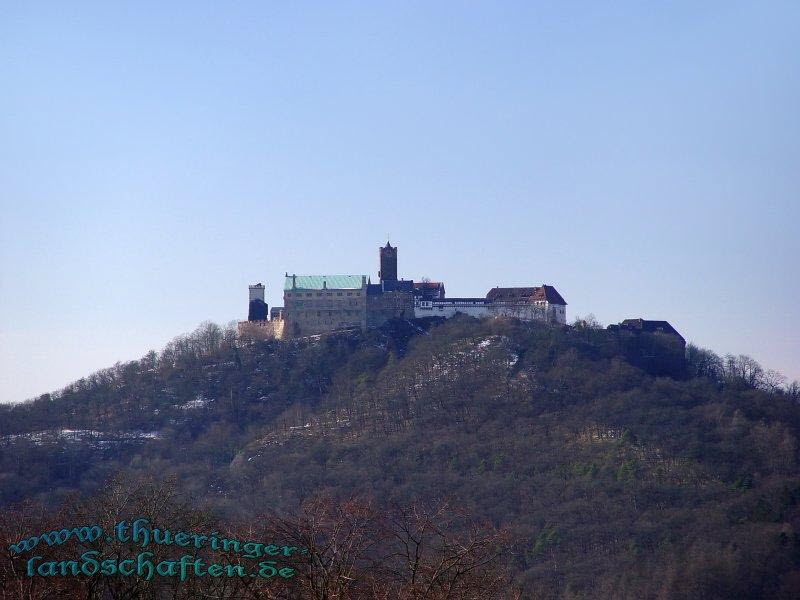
[296,310,362,317]
[304,320,359,327]
[286,291,361,298]
[291,299,362,308]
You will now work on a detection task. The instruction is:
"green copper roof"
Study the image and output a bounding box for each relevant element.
[284,275,365,291]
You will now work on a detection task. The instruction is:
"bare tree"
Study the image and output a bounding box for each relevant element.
[252,495,516,599]
[787,380,800,402]
[761,369,787,393]
[571,314,602,330]
[723,354,764,388]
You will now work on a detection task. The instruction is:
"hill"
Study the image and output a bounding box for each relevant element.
[1,317,800,598]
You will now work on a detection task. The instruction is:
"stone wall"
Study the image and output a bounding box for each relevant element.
[487,302,548,322]
[366,291,415,327]
[283,287,367,338]
[237,318,285,340]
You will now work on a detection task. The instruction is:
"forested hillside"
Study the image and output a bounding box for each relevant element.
[2,317,800,598]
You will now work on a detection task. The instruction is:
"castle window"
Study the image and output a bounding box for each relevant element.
[337,292,343,296]
[347,292,352,296]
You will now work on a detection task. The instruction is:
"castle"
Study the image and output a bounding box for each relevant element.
[238,242,568,340]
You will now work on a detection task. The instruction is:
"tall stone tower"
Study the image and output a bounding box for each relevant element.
[248,283,268,321]
[379,242,398,283]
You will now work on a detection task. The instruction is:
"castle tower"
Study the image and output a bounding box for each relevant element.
[379,242,398,283]
[248,283,268,321]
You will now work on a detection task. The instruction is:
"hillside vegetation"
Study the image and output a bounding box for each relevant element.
[2,317,800,598]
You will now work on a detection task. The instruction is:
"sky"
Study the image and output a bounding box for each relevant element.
[1,1,798,403]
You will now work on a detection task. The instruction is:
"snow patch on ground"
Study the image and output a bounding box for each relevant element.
[178,395,212,410]
[2,429,162,446]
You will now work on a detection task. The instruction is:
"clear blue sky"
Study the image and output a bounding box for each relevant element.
[1,1,798,403]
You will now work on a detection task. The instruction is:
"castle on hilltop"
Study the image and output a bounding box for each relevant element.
[238,242,568,340]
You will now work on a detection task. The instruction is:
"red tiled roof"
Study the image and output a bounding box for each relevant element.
[413,281,446,299]
[414,281,444,289]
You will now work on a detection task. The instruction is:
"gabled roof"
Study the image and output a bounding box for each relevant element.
[618,319,684,342]
[284,275,365,291]
[486,285,567,305]
[413,281,446,298]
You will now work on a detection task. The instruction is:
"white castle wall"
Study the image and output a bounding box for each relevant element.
[414,299,565,324]
[414,299,490,319]
[549,303,566,325]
